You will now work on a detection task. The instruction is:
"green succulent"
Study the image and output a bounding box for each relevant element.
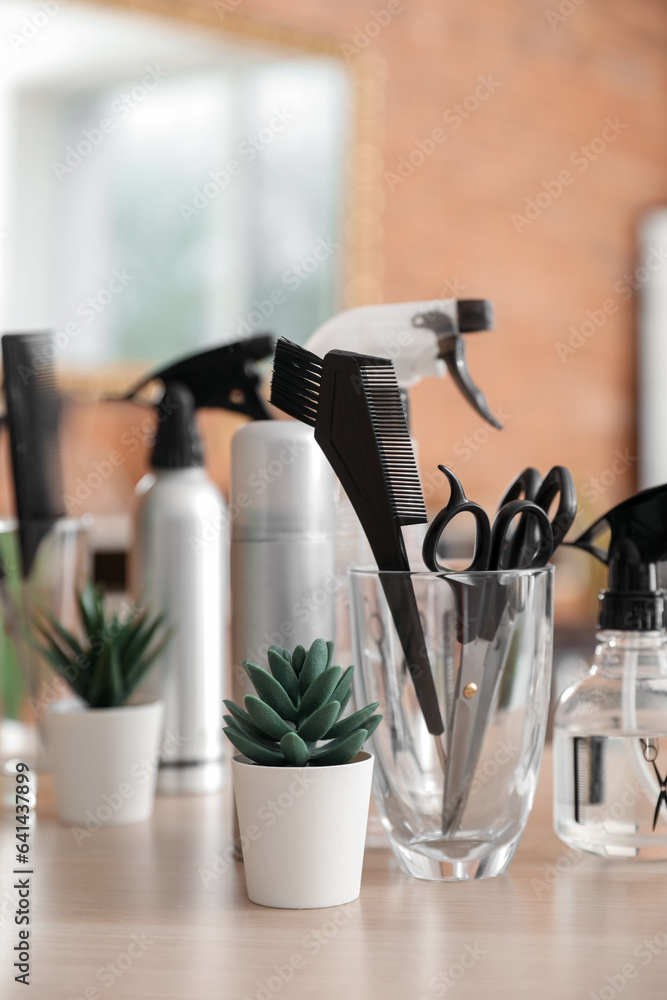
[224,638,382,766]
[33,581,171,709]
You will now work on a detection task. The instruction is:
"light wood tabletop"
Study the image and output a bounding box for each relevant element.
[2,746,667,1000]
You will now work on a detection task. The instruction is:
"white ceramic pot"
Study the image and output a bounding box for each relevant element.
[231,751,374,909]
[46,699,164,827]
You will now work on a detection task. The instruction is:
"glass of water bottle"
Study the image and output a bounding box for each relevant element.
[553,629,667,860]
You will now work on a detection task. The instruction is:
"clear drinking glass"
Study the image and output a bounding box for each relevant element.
[0,518,89,778]
[349,566,553,881]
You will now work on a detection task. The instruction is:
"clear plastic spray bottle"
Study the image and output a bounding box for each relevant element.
[553,485,667,858]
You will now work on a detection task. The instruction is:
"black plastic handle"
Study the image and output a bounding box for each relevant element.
[489,500,553,570]
[422,466,491,572]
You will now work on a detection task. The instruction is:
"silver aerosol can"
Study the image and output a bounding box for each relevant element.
[229,422,336,847]
[230,421,337,693]
[134,382,227,794]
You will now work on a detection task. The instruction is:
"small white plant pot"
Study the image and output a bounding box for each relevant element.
[46,699,164,827]
[231,751,374,909]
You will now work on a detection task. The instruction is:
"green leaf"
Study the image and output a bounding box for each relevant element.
[325,640,334,670]
[223,700,273,743]
[31,640,86,697]
[121,613,167,674]
[331,665,354,705]
[299,666,342,720]
[115,610,148,658]
[280,732,310,766]
[268,644,292,667]
[297,701,340,743]
[325,702,380,740]
[311,729,368,766]
[224,728,286,766]
[94,585,106,628]
[108,642,123,708]
[243,663,298,722]
[77,583,103,637]
[86,644,111,708]
[298,639,328,693]
[37,612,85,660]
[244,695,292,740]
[266,648,299,704]
[291,644,306,675]
[123,628,173,697]
[224,716,280,751]
[336,688,353,719]
[362,714,382,740]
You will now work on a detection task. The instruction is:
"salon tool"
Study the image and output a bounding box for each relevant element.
[270,338,445,752]
[349,565,553,879]
[422,465,553,579]
[554,484,667,858]
[123,334,275,420]
[497,465,577,568]
[305,299,500,427]
[134,382,227,794]
[2,332,66,578]
[421,466,553,831]
[306,300,501,670]
[423,465,564,834]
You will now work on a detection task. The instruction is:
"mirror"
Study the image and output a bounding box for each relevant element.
[0,0,357,366]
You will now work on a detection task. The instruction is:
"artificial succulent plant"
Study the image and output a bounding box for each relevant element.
[33,581,171,709]
[223,638,382,766]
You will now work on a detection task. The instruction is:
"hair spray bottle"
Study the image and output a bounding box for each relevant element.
[134,382,227,794]
[230,420,336,846]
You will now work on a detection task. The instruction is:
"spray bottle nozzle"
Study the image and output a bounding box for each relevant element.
[151,382,204,470]
[304,299,501,428]
[412,300,502,429]
[125,334,275,421]
[570,484,667,630]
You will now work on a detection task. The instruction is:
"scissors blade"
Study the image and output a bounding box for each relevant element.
[442,607,515,833]
[442,644,489,830]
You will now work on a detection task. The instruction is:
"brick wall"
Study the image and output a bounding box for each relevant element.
[32,0,667,625]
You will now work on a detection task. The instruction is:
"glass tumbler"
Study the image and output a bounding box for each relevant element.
[0,517,89,775]
[349,566,553,880]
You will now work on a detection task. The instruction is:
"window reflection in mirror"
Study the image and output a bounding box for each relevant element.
[0,1,350,365]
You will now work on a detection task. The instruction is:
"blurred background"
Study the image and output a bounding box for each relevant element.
[1,0,666,686]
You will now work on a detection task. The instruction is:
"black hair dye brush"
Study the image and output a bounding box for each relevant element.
[2,332,66,578]
[123,335,275,420]
[270,338,445,753]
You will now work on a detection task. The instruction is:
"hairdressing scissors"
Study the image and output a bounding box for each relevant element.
[422,467,554,834]
[422,465,554,575]
[497,465,577,568]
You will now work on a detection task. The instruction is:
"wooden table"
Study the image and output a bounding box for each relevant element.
[2,747,667,999]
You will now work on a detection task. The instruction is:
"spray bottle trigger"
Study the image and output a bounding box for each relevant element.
[439,335,503,430]
[411,305,502,429]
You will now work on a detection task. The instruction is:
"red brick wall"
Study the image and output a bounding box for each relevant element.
[238,0,667,624]
[49,0,667,624]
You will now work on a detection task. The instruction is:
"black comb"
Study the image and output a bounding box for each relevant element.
[271,338,443,738]
[2,332,65,577]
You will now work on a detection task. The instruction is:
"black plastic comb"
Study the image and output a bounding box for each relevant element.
[2,332,65,577]
[271,338,443,737]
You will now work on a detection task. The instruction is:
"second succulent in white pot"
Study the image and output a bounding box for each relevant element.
[225,638,381,909]
[36,582,170,827]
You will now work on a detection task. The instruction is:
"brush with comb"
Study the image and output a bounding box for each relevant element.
[2,332,66,578]
[270,338,445,760]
